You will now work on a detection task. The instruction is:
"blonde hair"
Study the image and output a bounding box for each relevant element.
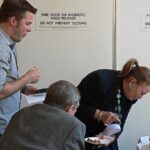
[119,58,150,85]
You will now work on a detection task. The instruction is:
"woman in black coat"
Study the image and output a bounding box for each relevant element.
[75,58,150,150]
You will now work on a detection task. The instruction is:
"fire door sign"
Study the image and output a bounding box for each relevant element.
[141,12,150,31]
[35,11,89,31]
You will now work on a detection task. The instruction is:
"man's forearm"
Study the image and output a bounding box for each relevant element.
[0,75,28,100]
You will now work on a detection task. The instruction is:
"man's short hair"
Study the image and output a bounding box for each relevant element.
[44,80,81,110]
[0,0,37,22]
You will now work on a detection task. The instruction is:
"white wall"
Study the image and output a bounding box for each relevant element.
[117,0,150,150]
[16,0,115,106]
[17,0,114,87]
[1,0,150,149]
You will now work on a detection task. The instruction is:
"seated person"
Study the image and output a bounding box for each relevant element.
[0,80,86,150]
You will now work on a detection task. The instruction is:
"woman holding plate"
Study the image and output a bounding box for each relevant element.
[75,58,150,150]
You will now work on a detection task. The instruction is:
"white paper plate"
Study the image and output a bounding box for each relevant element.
[85,137,110,145]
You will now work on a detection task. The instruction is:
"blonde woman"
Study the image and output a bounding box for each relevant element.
[75,58,150,150]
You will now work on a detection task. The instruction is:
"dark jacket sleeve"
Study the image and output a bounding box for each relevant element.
[75,70,117,122]
[75,73,102,120]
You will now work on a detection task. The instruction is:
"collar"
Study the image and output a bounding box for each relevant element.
[0,27,16,47]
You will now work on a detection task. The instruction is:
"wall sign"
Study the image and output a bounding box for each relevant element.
[141,12,150,31]
[35,11,89,31]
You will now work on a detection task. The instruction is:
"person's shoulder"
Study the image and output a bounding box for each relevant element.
[70,114,85,126]
[83,69,117,79]
[58,110,85,127]
[14,104,45,116]
[24,103,52,114]
[21,103,44,110]
[93,69,117,75]
[84,69,116,76]
[0,37,11,56]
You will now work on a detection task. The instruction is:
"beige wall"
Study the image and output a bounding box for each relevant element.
[16,0,114,106]
[2,0,150,149]
[17,0,114,87]
[117,0,150,149]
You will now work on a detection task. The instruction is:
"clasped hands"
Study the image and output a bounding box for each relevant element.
[94,110,121,146]
[96,110,121,125]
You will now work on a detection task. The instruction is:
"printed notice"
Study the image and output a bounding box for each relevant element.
[141,12,150,31]
[35,11,89,31]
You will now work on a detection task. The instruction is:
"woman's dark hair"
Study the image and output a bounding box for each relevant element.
[0,0,37,22]
[119,58,150,85]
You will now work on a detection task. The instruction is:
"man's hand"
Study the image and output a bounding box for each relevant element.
[23,67,40,84]
[22,85,38,95]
